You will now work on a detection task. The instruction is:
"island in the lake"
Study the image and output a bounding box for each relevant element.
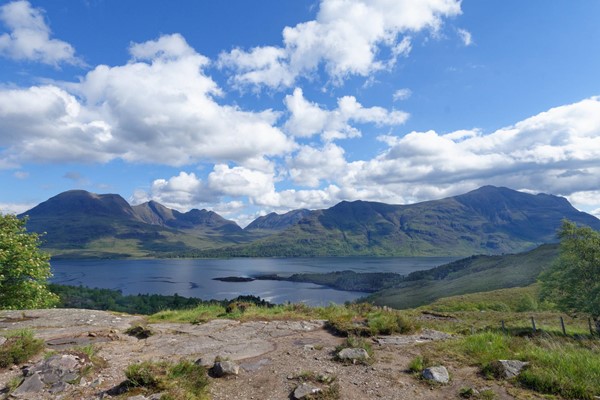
[214,270,405,293]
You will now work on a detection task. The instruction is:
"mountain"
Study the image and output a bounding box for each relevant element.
[19,190,242,258]
[132,201,242,234]
[19,186,600,258]
[198,186,600,257]
[244,209,311,231]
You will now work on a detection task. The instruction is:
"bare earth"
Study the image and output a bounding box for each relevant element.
[0,309,545,399]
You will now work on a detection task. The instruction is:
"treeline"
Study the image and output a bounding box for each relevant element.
[49,284,270,315]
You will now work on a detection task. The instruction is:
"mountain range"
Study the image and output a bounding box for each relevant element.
[18,186,600,258]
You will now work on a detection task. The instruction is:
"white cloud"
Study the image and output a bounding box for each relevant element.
[0,34,295,167]
[0,202,34,214]
[0,0,81,66]
[287,143,347,187]
[219,0,463,89]
[134,97,600,224]
[284,87,409,140]
[393,88,412,101]
[457,28,473,46]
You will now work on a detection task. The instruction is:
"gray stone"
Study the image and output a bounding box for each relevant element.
[212,360,240,377]
[422,366,450,383]
[337,347,370,363]
[12,372,45,396]
[0,336,6,346]
[293,382,322,399]
[493,360,529,379]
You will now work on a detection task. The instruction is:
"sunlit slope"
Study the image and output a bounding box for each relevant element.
[366,243,558,309]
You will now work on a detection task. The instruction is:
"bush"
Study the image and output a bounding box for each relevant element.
[0,329,44,368]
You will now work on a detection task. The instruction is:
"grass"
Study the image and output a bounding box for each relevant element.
[294,371,340,399]
[367,244,558,309]
[150,301,417,337]
[424,331,600,399]
[124,359,209,399]
[0,329,45,368]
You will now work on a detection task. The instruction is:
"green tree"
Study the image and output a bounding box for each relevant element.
[0,214,58,309]
[540,220,600,334]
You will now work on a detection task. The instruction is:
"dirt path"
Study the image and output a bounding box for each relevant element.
[1,309,543,399]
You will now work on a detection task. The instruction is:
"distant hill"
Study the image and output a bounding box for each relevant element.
[194,186,600,257]
[365,243,559,309]
[19,186,600,258]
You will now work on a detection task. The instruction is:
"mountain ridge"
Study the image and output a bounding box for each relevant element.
[18,186,600,258]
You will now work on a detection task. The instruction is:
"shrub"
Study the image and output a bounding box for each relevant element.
[0,329,44,368]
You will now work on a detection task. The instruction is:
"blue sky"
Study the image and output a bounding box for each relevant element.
[1,0,600,226]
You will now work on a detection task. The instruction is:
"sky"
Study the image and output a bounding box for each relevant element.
[1,0,600,227]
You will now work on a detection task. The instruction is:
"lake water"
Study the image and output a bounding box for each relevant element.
[50,257,456,306]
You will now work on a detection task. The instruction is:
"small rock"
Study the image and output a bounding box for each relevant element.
[88,332,97,337]
[126,395,149,400]
[303,344,315,351]
[12,372,45,396]
[337,347,370,363]
[491,360,529,379]
[0,336,6,346]
[293,382,321,399]
[212,360,240,377]
[422,366,450,383]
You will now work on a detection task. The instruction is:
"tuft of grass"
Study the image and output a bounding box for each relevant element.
[293,370,339,400]
[124,359,209,399]
[408,355,430,374]
[0,329,45,368]
[324,303,418,337]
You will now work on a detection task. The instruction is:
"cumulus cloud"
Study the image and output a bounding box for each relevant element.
[219,0,462,89]
[287,143,347,187]
[344,96,600,201]
[0,0,81,65]
[284,87,409,140]
[0,34,295,167]
[134,97,600,223]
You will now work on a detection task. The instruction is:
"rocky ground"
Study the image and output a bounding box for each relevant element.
[0,309,544,399]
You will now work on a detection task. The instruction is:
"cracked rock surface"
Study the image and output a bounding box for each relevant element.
[1,309,544,399]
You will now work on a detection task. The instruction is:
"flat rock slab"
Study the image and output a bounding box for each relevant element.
[0,309,141,340]
[375,329,453,345]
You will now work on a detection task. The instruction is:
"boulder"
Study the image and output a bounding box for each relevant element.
[491,360,529,379]
[293,382,322,399]
[422,366,450,383]
[337,347,370,363]
[212,360,240,377]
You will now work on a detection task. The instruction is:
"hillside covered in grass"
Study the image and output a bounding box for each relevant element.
[366,243,558,309]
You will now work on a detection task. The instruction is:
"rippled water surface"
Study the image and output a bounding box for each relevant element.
[50,257,456,306]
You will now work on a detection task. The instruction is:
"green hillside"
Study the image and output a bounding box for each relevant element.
[365,243,559,309]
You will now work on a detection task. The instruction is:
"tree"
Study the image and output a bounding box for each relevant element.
[0,214,58,309]
[540,220,600,334]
